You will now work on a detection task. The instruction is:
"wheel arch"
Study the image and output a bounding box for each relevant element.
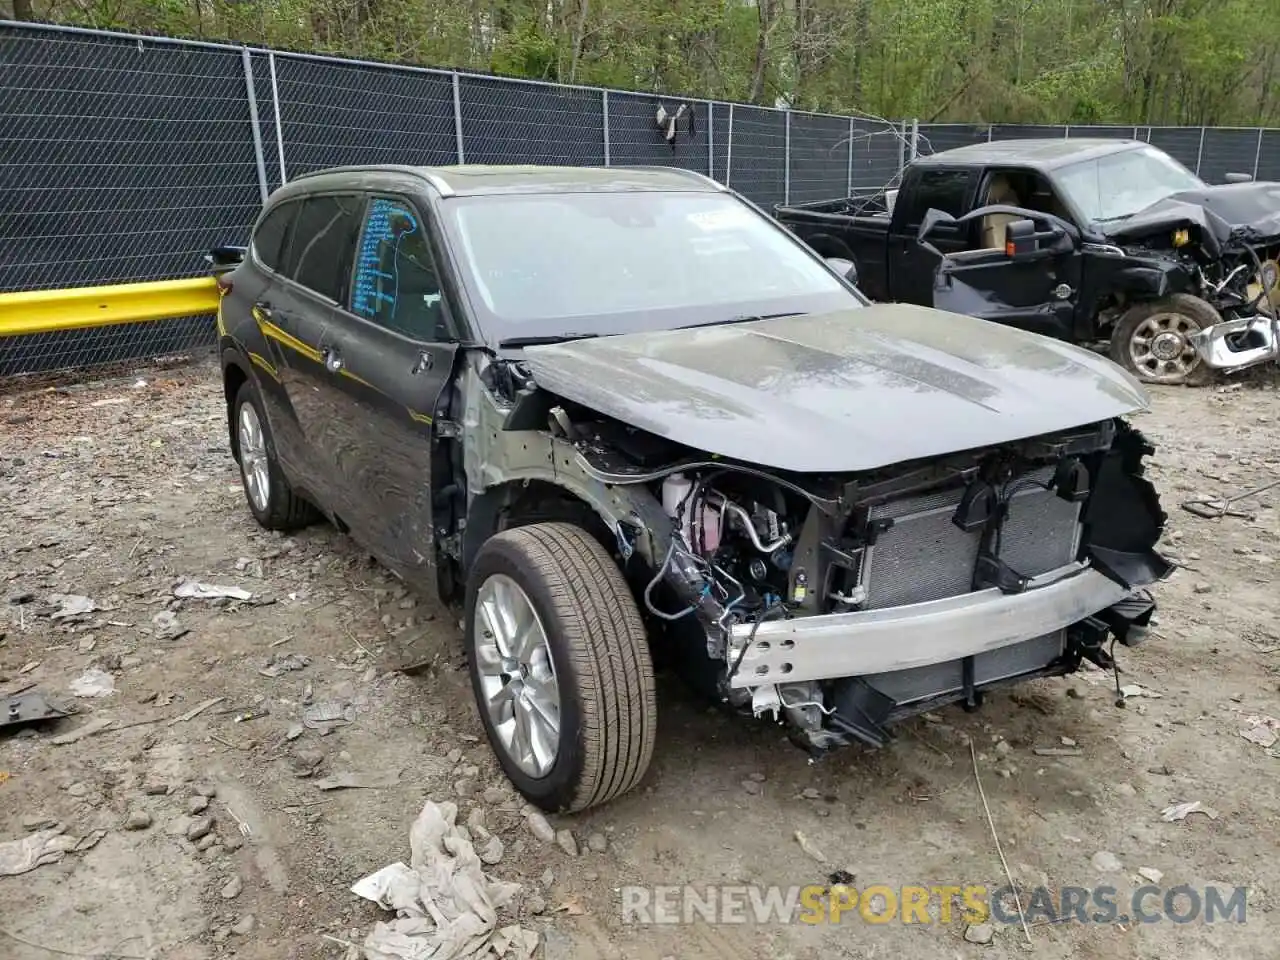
[462,478,621,574]
[222,349,251,462]
[800,230,858,263]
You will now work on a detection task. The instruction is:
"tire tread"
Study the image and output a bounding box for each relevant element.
[491,522,655,811]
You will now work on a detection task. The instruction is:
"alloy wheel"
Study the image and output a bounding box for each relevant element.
[473,573,561,778]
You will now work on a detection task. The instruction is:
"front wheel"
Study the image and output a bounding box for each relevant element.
[465,522,656,812]
[1109,293,1218,386]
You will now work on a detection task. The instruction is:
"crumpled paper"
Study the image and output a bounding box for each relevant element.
[348,800,538,960]
[0,827,81,876]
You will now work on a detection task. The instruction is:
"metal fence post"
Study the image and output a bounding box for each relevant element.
[452,73,466,164]
[239,47,268,203]
[1063,125,1070,138]
[910,119,920,161]
[1133,126,1139,140]
[784,110,791,205]
[601,90,611,166]
[267,52,287,184]
[1254,128,1264,179]
[706,102,714,178]
[1195,126,1206,176]
[726,103,734,187]
[848,116,856,195]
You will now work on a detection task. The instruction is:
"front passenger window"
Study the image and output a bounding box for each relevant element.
[351,198,446,341]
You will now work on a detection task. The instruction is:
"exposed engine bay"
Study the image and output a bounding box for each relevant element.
[453,304,1173,758]
[516,393,1171,754]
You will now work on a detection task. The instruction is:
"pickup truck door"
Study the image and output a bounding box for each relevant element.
[887,167,977,305]
[919,206,1083,342]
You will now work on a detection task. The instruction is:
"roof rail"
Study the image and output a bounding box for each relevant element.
[283,164,454,196]
[615,165,726,190]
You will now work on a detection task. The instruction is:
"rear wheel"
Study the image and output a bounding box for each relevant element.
[233,380,317,530]
[1109,293,1218,386]
[465,522,656,812]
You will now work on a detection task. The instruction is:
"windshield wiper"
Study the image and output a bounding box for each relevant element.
[676,311,807,331]
[498,332,601,348]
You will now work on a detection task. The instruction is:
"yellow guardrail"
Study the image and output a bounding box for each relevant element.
[0,277,221,338]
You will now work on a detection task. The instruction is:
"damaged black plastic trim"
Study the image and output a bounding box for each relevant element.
[1080,420,1174,589]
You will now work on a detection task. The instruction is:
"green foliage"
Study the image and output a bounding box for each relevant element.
[15,0,1280,124]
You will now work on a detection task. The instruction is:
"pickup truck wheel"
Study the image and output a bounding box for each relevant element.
[232,380,318,530]
[1109,294,1217,386]
[465,522,656,812]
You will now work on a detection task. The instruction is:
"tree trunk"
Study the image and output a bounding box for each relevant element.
[569,0,589,83]
[12,0,33,20]
[748,0,772,105]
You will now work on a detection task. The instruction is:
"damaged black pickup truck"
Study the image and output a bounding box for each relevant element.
[212,164,1171,812]
[776,138,1280,385]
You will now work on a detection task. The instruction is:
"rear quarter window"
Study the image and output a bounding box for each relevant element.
[252,200,297,272]
[899,169,973,227]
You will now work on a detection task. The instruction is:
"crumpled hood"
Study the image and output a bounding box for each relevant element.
[1104,181,1280,252]
[523,304,1149,473]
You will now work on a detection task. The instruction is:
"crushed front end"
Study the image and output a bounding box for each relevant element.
[582,418,1172,752]
[1105,199,1280,374]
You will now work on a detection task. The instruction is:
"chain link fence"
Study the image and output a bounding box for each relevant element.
[4,19,1280,378]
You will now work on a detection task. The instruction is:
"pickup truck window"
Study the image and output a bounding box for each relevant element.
[1054,145,1205,223]
[898,169,972,227]
[441,192,857,341]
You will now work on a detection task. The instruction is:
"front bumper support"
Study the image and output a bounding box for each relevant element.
[1189,313,1280,371]
[725,563,1130,688]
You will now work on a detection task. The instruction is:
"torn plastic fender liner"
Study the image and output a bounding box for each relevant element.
[1081,421,1174,589]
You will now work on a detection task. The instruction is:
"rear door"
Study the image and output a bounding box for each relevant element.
[266,193,367,519]
[316,194,461,581]
[230,199,310,477]
[887,167,976,302]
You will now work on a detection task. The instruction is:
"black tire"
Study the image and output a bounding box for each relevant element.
[1109,293,1218,386]
[232,379,318,531]
[465,522,656,812]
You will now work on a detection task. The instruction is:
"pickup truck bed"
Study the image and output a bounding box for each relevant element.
[774,191,898,301]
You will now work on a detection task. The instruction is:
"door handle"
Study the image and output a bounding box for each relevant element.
[322,345,343,374]
[411,351,433,375]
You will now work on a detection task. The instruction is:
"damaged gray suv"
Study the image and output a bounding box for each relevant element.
[210,165,1172,812]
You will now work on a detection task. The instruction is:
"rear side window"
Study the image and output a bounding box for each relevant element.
[252,201,297,272]
[285,195,365,302]
[899,169,972,227]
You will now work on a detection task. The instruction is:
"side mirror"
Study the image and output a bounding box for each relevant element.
[825,257,858,286]
[1004,219,1039,259]
[206,244,247,274]
[1225,172,1253,184]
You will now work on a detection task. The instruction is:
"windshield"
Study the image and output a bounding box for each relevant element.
[440,191,857,343]
[1054,145,1206,222]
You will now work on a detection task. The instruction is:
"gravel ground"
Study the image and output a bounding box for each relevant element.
[1,360,1278,960]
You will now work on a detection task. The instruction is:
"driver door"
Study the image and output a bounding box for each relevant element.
[921,206,1083,342]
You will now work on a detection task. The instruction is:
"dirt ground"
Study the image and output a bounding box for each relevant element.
[1,359,1278,960]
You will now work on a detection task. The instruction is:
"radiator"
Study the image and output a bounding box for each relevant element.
[863,467,1082,610]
